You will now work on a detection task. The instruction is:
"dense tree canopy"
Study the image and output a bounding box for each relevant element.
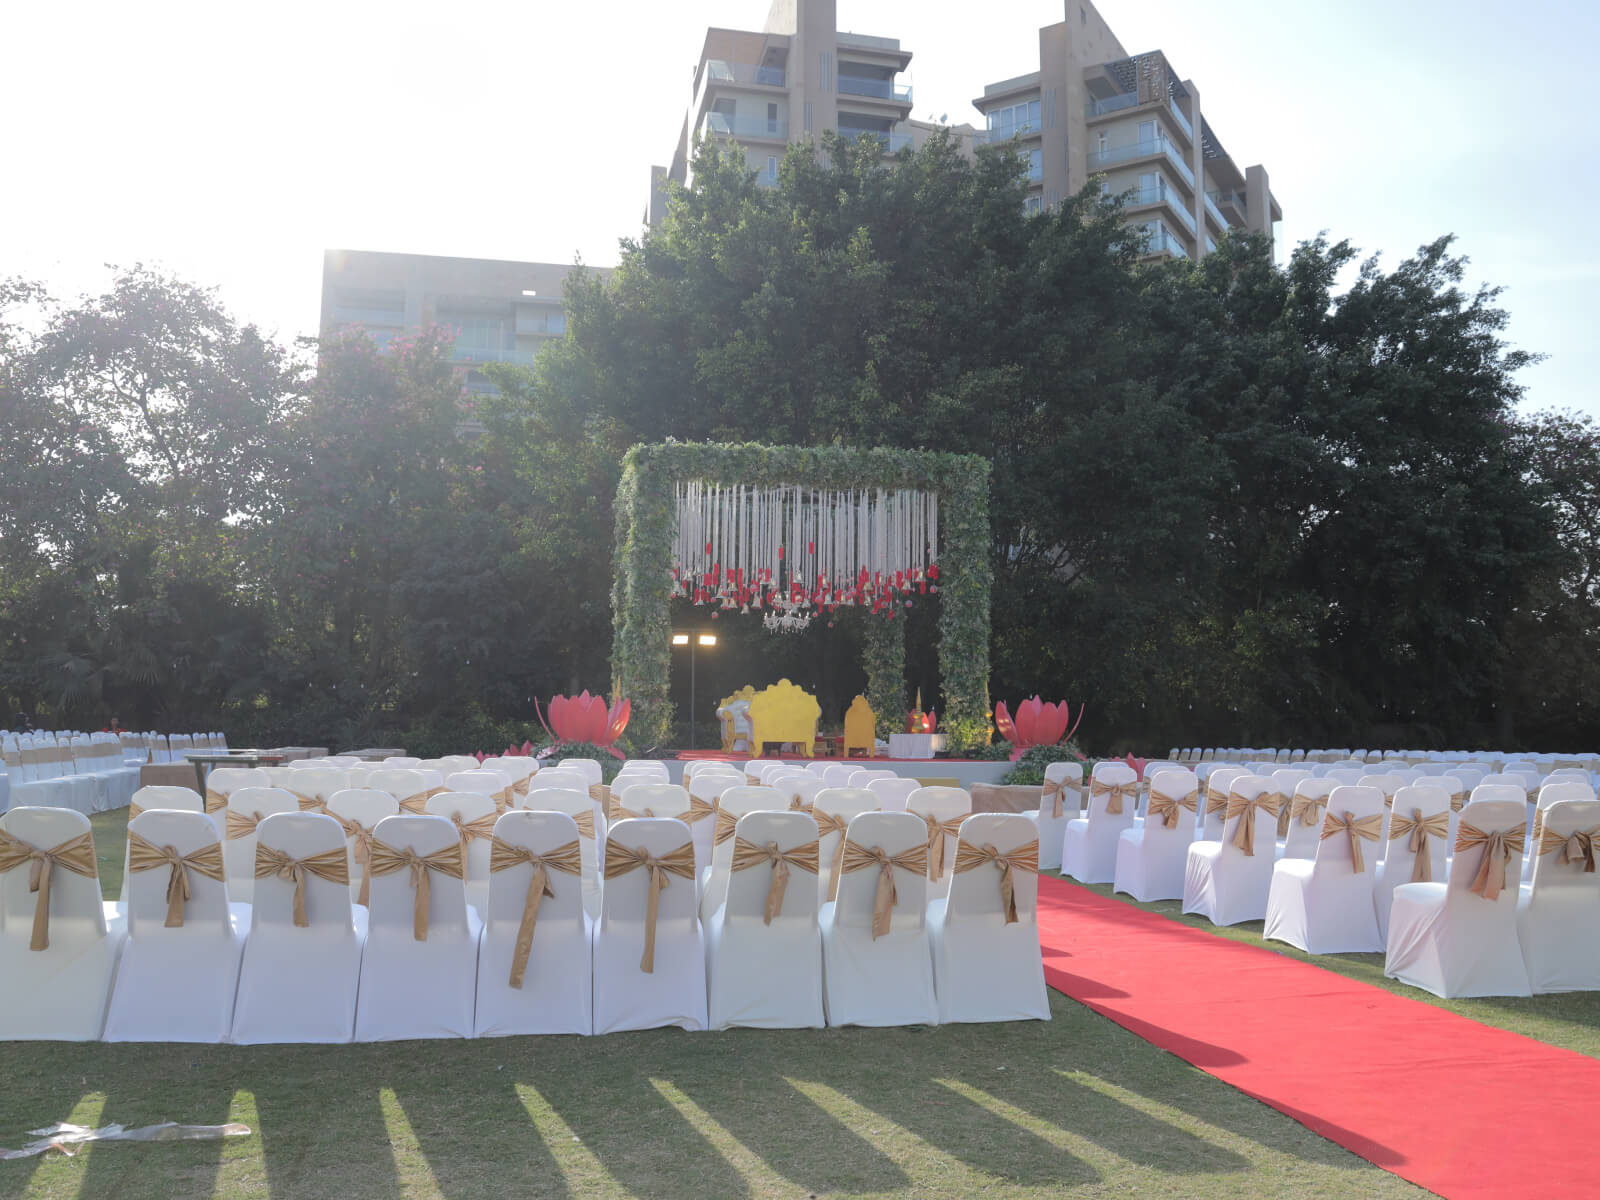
[0,131,1582,752]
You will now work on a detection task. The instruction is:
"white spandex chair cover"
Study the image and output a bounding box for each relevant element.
[270,768,349,817]
[231,812,368,1044]
[222,787,300,903]
[615,784,711,885]
[787,776,829,813]
[1195,766,1246,841]
[847,769,896,788]
[558,758,603,789]
[1373,784,1453,943]
[1384,797,1532,998]
[622,759,671,778]
[906,786,972,902]
[446,769,516,815]
[104,809,246,1042]
[0,807,124,1040]
[205,766,271,827]
[475,810,594,1036]
[928,813,1050,1023]
[1113,768,1198,902]
[804,761,832,780]
[1280,779,1337,861]
[355,814,481,1041]
[1063,762,1138,885]
[812,787,881,903]
[514,786,602,918]
[705,810,825,1030]
[481,756,537,800]
[121,785,206,901]
[425,791,499,916]
[528,769,597,833]
[381,756,423,768]
[698,785,785,920]
[325,788,399,905]
[819,811,936,1027]
[1521,781,1596,882]
[1183,774,1280,926]
[1264,785,1387,953]
[1516,799,1600,994]
[365,769,438,815]
[866,777,919,813]
[1027,761,1084,871]
[822,764,857,788]
[742,759,782,785]
[593,817,707,1034]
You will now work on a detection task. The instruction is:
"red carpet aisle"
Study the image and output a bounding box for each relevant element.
[1036,875,1600,1200]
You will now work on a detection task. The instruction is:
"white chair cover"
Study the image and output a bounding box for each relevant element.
[1279,779,1337,861]
[1195,766,1246,840]
[325,788,400,905]
[1063,762,1138,885]
[819,811,936,1027]
[1521,781,1596,882]
[514,786,602,918]
[866,777,919,813]
[222,787,300,902]
[1516,799,1600,994]
[1384,797,1532,998]
[928,813,1049,1023]
[104,809,245,1042]
[232,812,368,1043]
[705,811,825,1030]
[906,785,972,901]
[592,818,707,1034]
[425,791,499,915]
[1264,785,1387,953]
[355,814,481,1041]
[822,764,856,788]
[1026,761,1083,871]
[366,769,443,815]
[1373,784,1453,942]
[812,787,880,902]
[1183,774,1280,926]
[557,758,603,789]
[698,785,785,920]
[474,810,594,1037]
[1112,768,1198,902]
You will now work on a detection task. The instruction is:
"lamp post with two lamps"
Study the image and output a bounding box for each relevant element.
[670,632,718,749]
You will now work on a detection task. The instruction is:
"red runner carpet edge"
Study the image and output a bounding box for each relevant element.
[1036,874,1600,1200]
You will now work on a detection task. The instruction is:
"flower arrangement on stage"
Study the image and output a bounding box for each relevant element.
[534,691,631,760]
[993,697,1085,762]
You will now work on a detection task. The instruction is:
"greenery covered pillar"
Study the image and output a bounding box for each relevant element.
[862,612,906,741]
[936,458,993,749]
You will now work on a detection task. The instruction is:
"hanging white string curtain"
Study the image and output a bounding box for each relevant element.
[671,482,939,613]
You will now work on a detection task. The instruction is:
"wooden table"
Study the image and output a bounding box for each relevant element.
[183,750,288,795]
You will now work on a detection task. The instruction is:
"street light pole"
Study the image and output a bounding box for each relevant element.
[671,632,717,751]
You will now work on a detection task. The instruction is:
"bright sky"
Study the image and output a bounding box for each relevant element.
[7,0,1595,416]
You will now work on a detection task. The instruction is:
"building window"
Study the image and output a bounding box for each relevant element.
[768,103,778,134]
[767,156,778,182]
[987,98,1042,139]
[1025,148,1042,180]
[1024,195,1043,215]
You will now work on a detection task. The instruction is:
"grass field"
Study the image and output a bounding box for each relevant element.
[0,809,1592,1199]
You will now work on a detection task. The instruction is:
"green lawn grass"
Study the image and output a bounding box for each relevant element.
[0,810,1586,1198]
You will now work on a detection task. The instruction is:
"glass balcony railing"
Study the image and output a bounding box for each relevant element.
[838,76,912,103]
[332,306,405,327]
[703,60,787,88]
[703,112,789,140]
[838,127,913,151]
[1090,92,1140,117]
[1203,189,1227,229]
[1116,184,1195,233]
[1208,189,1248,218]
[1206,235,1219,254]
[451,345,537,367]
[1168,97,1193,140]
[975,122,1041,144]
[1088,137,1194,188]
[1142,227,1189,260]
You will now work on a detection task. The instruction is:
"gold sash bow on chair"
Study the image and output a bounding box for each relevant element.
[1319,810,1384,873]
[127,831,225,926]
[333,814,379,905]
[489,836,583,987]
[225,809,270,840]
[291,790,327,815]
[745,772,762,786]
[1387,808,1449,883]
[588,783,612,817]
[493,786,514,813]
[1090,777,1137,816]
[1536,823,1600,872]
[0,828,98,950]
[512,775,532,799]
[731,837,820,924]
[602,840,697,972]
[814,809,852,900]
[1455,822,1526,901]
[1042,776,1082,819]
[682,795,716,825]
[917,811,967,880]
[953,839,1039,923]
[789,792,813,813]
[839,839,928,939]
[1268,792,1296,837]
[1204,783,1230,818]
[713,806,741,847]
[1226,791,1284,856]
[568,810,596,839]
[611,803,662,823]
[1147,787,1198,830]
[253,843,351,928]
[1290,794,1328,829]
[448,810,500,858]
[203,788,231,814]
[1448,791,1467,813]
[398,787,445,815]
[366,839,464,941]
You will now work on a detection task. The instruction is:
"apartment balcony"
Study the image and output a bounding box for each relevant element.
[1202,189,1229,231]
[703,112,790,143]
[837,76,912,104]
[1118,184,1196,235]
[974,122,1042,145]
[1141,227,1189,260]
[451,345,537,367]
[1088,136,1194,190]
[703,60,787,89]
[1086,92,1192,145]
[1208,189,1247,223]
[838,126,913,152]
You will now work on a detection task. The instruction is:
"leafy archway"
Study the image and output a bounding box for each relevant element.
[612,441,991,750]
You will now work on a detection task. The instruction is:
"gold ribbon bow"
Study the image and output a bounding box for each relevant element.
[512,775,531,798]
[0,828,98,950]
[1226,791,1284,856]
[567,809,596,839]
[225,808,271,840]
[789,793,812,813]
[332,814,378,905]
[839,839,929,939]
[253,843,351,928]
[953,839,1039,923]
[602,840,697,972]
[1537,823,1600,872]
[1290,793,1328,829]
[291,790,327,815]
[489,836,583,987]
[679,794,715,824]
[588,783,612,815]
[713,806,741,847]
[1319,810,1384,873]
[745,772,763,786]
[1042,776,1081,819]
[813,809,852,900]
[366,839,465,941]
[1267,792,1296,837]
[448,810,500,858]
[127,831,225,926]
[204,788,230,814]
[494,786,514,813]
[610,804,661,822]
[1146,787,1198,829]
[1204,783,1230,817]
[397,787,444,815]
[1388,807,1449,883]
[1448,791,1467,812]
[1090,777,1137,816]
[730,837,820,924]
[1455,821,1526,901]
[918,811,967,880]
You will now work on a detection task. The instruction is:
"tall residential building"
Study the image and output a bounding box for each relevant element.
[319,249,610,395]
[650,0,930,224]
[973,1,1281,259]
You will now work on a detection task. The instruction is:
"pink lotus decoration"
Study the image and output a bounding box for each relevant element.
[536,691,631,760]
[1121,753,1149,780]
[993,697,1085,762]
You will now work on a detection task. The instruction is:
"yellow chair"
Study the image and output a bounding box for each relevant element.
[717,685,756,754]
[747,679,822,758]
[842,695,876,759]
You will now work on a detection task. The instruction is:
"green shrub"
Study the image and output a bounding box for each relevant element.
[536,741,624,783]
[1001,741,1090,786]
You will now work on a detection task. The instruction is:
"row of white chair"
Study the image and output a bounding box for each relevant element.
[1169,746,1600,772]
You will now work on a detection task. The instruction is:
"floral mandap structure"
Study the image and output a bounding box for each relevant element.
[535,691,632,760]
[993,696,1084,761]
